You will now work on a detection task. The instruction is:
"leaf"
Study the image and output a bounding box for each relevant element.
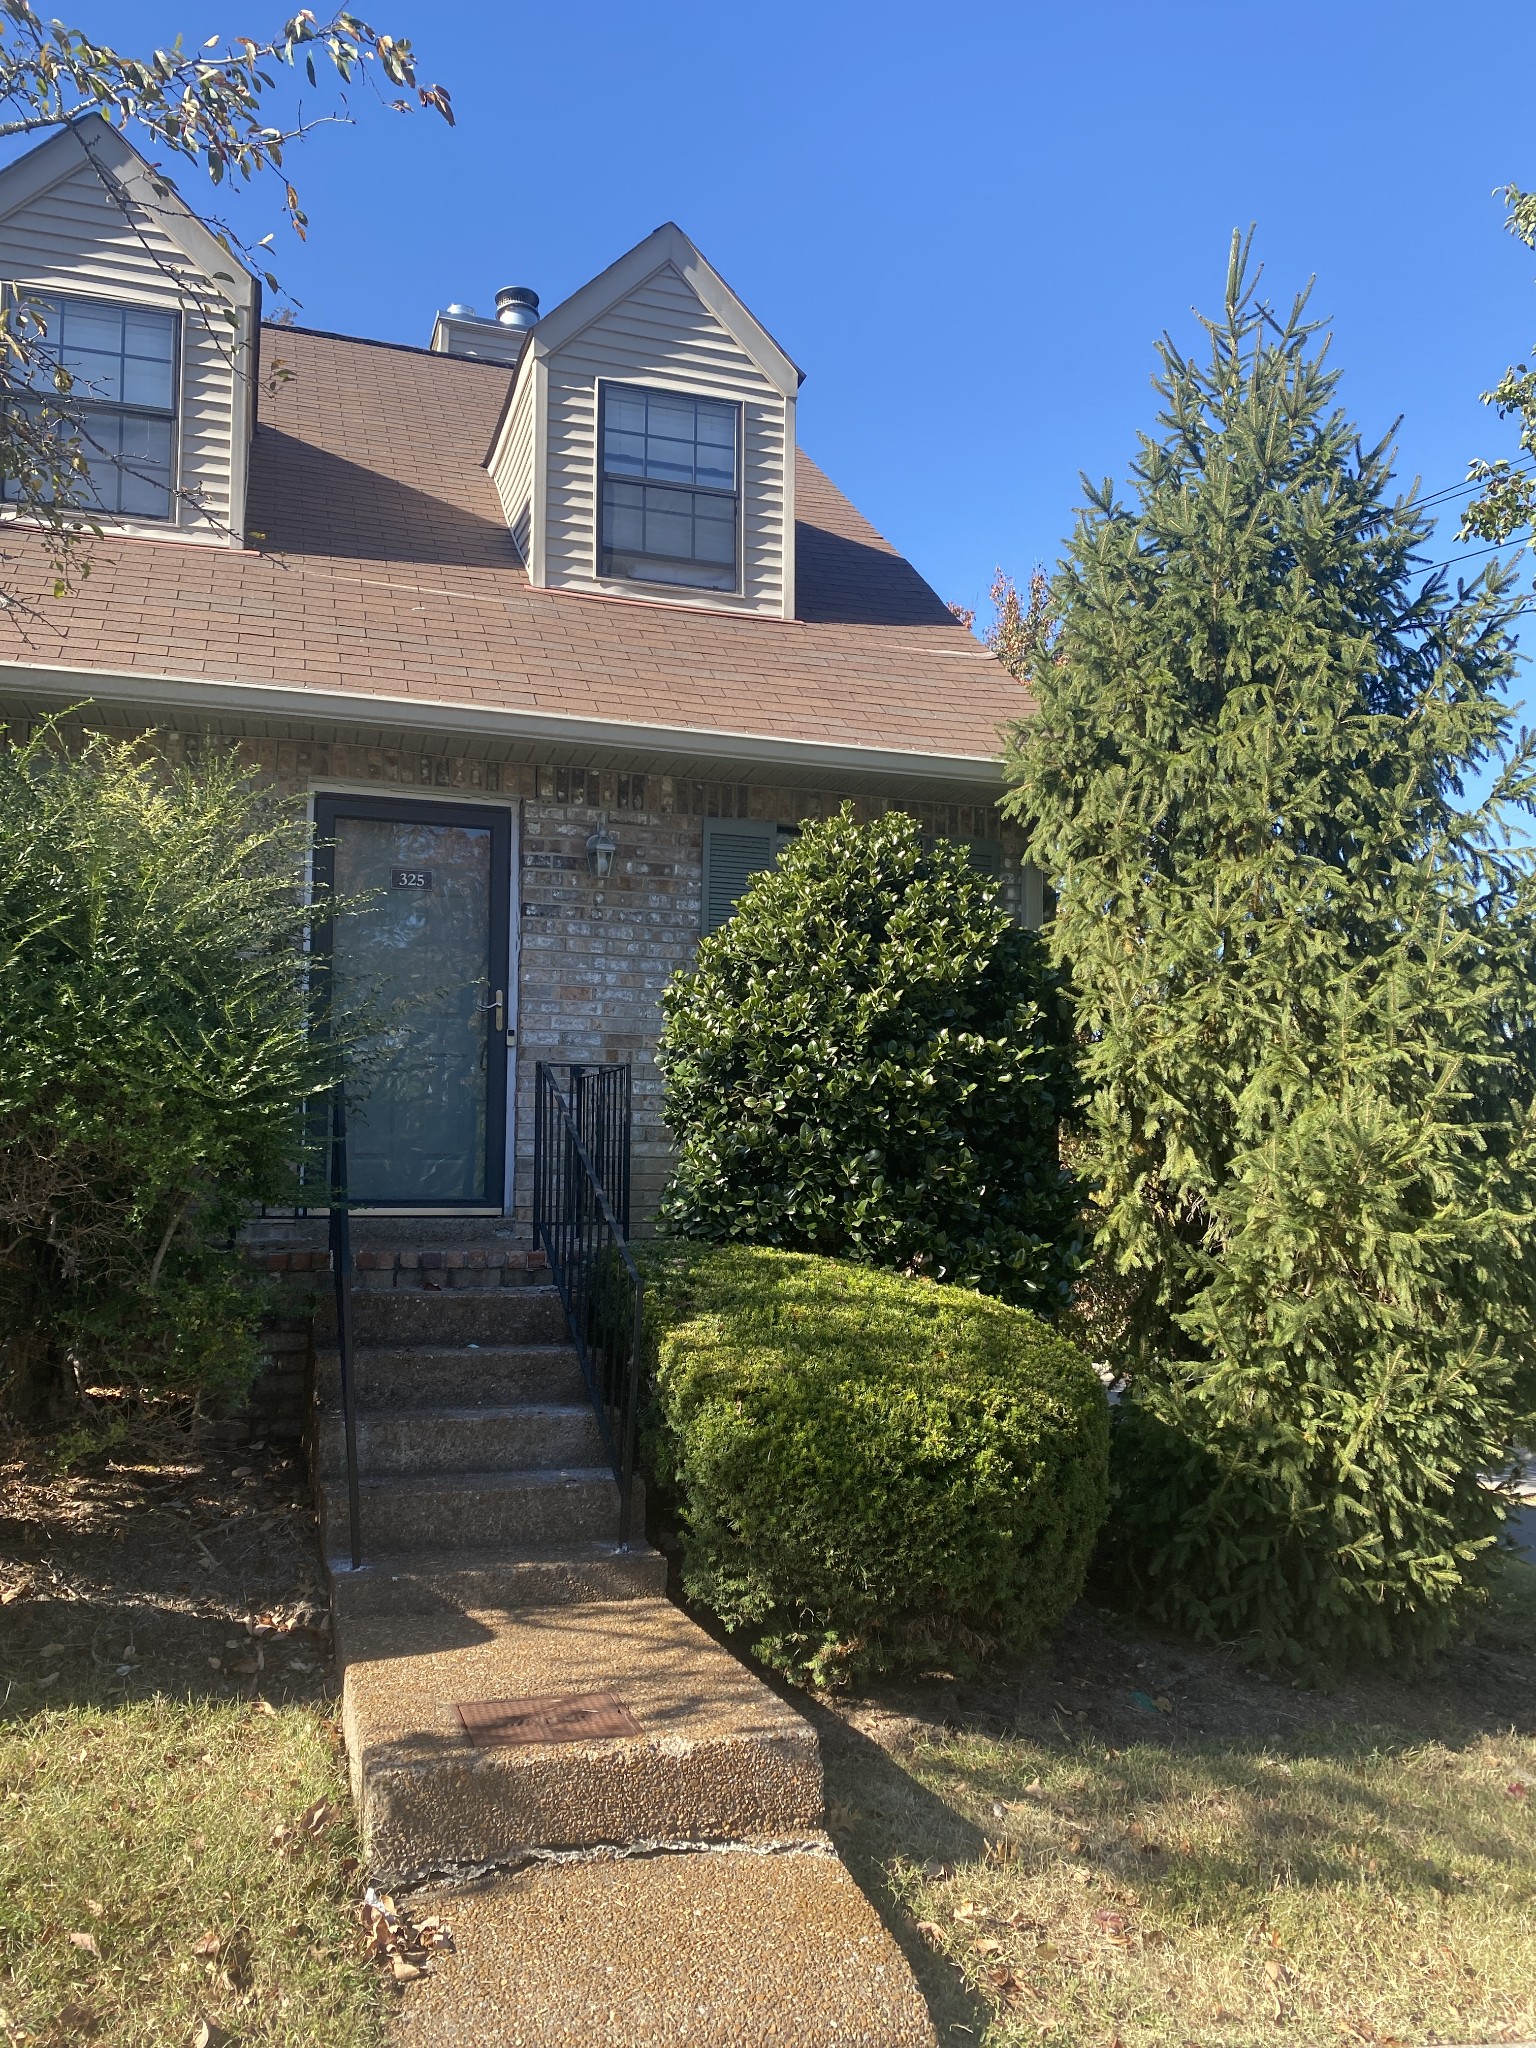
[191,2022,235,2048]
[67,1931,100,1957]
[914,1920,945,1944]
[190,1929,221,1959]
[390,1953,425,1981]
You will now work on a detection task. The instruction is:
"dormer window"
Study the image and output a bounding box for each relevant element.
[4,292,178,520]
[599,383,738,591]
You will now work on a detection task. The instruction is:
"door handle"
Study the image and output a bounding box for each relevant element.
[481,987,505,1033]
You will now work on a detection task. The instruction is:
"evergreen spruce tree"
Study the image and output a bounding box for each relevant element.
[1004,234,1536,1674]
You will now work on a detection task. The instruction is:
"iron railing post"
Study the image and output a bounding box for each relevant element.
[533,1060,642,1551]
[328,1087,362,1572]
[618,1275,642,1546]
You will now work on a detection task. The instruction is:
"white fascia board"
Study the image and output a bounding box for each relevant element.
[530,223,801,398]
[0,115,256,316]
[0,659,1005,791]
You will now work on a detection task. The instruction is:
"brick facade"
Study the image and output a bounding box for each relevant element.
[19,721,1032,1233]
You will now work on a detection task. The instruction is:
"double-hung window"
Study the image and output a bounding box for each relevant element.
[599,384,739,591]
[3,293,178,520]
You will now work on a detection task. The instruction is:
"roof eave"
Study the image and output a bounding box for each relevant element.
[0,659,1008,796]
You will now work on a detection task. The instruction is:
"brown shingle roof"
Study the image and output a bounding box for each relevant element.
[0,325,1030,766]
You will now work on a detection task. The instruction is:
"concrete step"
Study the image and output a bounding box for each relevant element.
[339,1597,824,1885]
[393,1851,937,2047]
[326,1539,669,1620]
[318,1467,639,1557]
[315,1402,605,1478]
[350,1284,570,1348]
[316,1342,585,1410]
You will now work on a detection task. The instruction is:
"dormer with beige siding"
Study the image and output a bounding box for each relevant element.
[484,224,800,619]
[0,115,258,547]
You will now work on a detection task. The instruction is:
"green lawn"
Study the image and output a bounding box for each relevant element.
[0,1699,385,2048]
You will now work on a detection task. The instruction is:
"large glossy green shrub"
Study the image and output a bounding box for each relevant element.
[642,1243,1110,1687]
[657,805,1081,1312]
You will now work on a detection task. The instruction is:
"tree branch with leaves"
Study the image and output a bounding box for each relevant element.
[1463,183,1536,555]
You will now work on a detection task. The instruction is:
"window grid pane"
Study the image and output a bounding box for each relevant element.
[600,384,738,589]
[601,479,738,590]
[2,294,177,520]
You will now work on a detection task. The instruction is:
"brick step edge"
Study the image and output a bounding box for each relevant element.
[247,1247,550,1283]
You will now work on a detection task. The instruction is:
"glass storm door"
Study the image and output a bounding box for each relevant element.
[315,796,511,1207]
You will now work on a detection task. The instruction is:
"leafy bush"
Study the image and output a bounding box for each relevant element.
[0,719,340,1418]
[642,1243,1110,1687]
[658,805,1081,1310]
[1003,243,1536,1673]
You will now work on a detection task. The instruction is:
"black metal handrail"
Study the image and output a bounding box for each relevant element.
[532,1062,642,1547]
[328,1088,363,1571]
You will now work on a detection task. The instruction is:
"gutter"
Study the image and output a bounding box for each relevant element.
[0,659,1007,792]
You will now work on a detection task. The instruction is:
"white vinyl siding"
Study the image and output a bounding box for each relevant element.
[0,152,244,536]
[541,264,790,618]
[489,359,536,567]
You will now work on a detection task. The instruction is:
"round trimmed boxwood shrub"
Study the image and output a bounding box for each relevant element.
[642,1242,1110,1688]
[657,804,1081,1311]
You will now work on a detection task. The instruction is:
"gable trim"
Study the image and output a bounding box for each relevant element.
[529,224,800,398]
[0,114,258,315]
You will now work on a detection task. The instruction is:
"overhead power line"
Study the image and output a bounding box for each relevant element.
[1416,536,1519,576]
[1409,470,1531,513]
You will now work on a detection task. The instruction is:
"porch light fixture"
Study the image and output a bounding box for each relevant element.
[586,815,619,881]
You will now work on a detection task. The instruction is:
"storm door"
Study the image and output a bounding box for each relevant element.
[313,795,511,1208]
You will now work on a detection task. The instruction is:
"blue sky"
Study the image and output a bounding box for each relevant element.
[51,1,1536,642]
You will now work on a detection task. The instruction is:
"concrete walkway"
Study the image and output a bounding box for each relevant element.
[336,1590,935,2045]
[395,1852,934,2048]
[319,1270,936,2045]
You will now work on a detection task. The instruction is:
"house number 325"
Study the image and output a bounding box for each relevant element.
[392,868,432,889]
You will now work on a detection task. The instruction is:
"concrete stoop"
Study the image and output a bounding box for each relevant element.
[338,1598,825,1884]
[393,1851,937,2048]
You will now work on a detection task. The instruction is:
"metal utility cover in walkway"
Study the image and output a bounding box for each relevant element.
[456,1691,642,1746]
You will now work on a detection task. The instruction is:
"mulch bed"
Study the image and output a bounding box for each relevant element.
[0,1406,332,1719]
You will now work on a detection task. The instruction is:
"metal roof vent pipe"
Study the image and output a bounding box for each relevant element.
[495,286,540,332]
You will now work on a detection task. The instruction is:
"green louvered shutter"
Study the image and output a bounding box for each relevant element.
[701,819,779,934]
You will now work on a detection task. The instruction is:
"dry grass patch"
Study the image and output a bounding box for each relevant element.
[0,1695,386,2047]
[817,1562,1536,2047]
[890,1726,1536,2046]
